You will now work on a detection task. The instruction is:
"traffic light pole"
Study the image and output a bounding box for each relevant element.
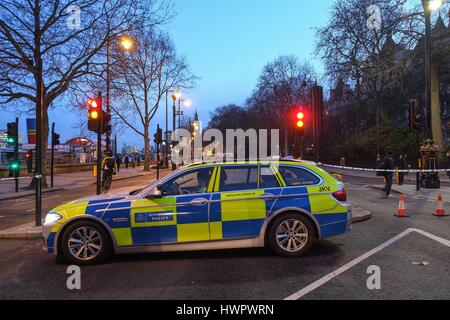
[51,122,55,189]
[14,117,19,193]
[105,37,112,155]
[416,130,421,191]
[96,91,103,195]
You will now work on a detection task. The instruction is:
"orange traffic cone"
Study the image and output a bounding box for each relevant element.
[395,195,409,218]
[433,195,449,217]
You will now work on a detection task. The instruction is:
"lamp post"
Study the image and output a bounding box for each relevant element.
[420,0,443,189]
[106,35,135,154]
[171,90,181,170]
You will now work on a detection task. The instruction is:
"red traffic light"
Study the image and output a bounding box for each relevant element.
[296,112,305,128]
[88,98,99,109]
[87,95,103,132]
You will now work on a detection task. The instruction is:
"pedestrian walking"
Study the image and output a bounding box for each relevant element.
[124,155,129,169]
[116,156,122,172]
[137,156,141,167]
[339,156,346,167]
[379,151,395,198]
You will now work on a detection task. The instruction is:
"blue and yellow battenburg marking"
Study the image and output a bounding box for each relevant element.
[46,162,351,253]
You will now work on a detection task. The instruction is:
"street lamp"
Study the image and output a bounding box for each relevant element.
[170,90,181,170]
[428,0,443,10]
[420,0,443,189]
[119,36,134,51]
[106,35,135,155]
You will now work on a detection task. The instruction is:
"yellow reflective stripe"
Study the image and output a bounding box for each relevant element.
[220,190,266,221]
[177,223,209,242]
[213,166,221,192]
[307,185,346,214]
[272,166,286,187]
[112,228,133,246]
[257,165,261,189]
[210,222,223,240]
[207,167,218,193]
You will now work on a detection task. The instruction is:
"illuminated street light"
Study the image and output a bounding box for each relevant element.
[172,90,182,101]
[184,99,192,108]
[428,0,443,11]
[119,36,134,51]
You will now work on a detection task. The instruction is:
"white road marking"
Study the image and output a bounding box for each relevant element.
[42,195,61,200]
[284,228,450,300]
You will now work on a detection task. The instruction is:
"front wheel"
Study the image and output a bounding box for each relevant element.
[268,213,314,257]
[102,174,113,194]
[61,221,112,266]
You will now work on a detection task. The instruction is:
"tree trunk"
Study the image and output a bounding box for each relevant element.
[41,100,49,182]
[144,125,151,172]
[431,57,444,151]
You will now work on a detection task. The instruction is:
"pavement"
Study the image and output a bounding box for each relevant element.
[0,168,172,232]
[325,166,450,186]
[0,166,156,201]
[371,183,450,205]
[0,177,449,299]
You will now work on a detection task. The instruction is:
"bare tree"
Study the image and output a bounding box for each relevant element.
[0,0,172,186]
[316,0,420,154]
[246,55,316,155]
[110,27,196,171]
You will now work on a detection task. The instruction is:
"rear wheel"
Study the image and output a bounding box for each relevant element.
[61,221,112,266]
[268,213,314,257]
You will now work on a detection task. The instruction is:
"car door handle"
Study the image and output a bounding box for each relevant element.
[259,193,276,201]
[189,198,209,206]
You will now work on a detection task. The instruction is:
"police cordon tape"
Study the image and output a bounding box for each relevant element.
[0,175,37,182]
[318,163,450,174]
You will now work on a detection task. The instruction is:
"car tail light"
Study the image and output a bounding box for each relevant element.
[332,189,347,202]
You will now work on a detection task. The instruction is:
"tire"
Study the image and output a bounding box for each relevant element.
[268,213,314,257]
[103,174,112,193]
[61,221,112,266]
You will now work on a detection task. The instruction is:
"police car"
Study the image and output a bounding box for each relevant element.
[43,161,351,265]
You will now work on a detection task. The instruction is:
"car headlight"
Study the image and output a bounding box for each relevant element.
[44,212,62,226]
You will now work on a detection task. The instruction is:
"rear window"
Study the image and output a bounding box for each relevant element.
[259,167,280,189]
[279,166,320,186]
[219,166,258,191]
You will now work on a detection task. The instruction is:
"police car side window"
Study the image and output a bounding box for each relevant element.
[161,168,213,196]
[259,167,280,189]
[279,167,320,186]
[220,166,258,192]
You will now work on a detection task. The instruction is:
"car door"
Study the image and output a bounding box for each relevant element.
[129,167,216,246]
[209,165,268,241]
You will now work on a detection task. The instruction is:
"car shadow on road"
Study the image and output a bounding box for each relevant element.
[108,239,345,265]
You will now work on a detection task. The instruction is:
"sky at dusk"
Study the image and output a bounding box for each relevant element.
[0,0,335,150]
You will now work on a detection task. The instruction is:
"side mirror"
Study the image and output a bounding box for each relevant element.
[146,188,162,199]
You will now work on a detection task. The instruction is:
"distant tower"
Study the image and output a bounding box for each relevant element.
[194,109,199,121]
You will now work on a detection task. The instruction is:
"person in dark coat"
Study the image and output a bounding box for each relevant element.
[124,155,129,169]
[379,151,395,198]
[116,156,122,172]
